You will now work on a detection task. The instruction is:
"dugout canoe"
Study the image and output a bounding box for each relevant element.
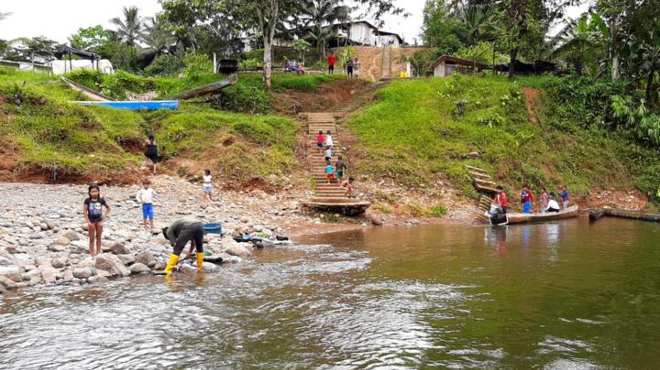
[589,208,660,223]
[504,205,579,224]
[72,100,179,110]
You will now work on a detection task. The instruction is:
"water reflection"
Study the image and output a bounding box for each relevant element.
[1,219,659,369]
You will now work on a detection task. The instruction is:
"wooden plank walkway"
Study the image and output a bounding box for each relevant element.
[301,112,370,215]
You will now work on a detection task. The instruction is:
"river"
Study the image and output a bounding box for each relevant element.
[1,217,659,369]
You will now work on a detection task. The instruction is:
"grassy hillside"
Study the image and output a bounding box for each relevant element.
[67,69,341,114]
[0,67,300,185]
[347,74,659,202]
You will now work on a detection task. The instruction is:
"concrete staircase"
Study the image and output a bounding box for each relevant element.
[381,47,392,80]
[302,112,370,215]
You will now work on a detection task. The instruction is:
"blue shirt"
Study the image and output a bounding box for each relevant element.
[325,165,334,174]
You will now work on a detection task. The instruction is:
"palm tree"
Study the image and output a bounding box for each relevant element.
[143,16,176,55]
[549,13,608,76]
[298,0,351,57]
[110,6,144,47]
[459,4,495,45]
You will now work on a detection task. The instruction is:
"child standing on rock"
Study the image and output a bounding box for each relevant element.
[83,184,111,256]
[136,179,156,231]
[202,169,214,207]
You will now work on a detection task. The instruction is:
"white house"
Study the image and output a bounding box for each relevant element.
[332,21,404,47]
[50,59,114,75]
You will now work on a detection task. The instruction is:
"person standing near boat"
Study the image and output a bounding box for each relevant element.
[540,187,549,213]
[520,184,535,214]
[559,185,570,209]
[495,186,509,213]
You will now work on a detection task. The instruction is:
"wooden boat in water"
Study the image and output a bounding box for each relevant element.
[502,205,579,225]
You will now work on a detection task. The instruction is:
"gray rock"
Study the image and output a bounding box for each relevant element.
[39,266,57,285]
[0,276,17,290]
[62,269,74,282]
[202,262,218,273]
[48,244,67,252]
[88,276,109,284]
[96,269,112,278]
[109,242,130,255]
[130,263,150,275]
[117,254,135,266]
[53,237,70,246]
[73,267,93,279]
[51,257,67,269]
[0,265,22,282]
[224,240,252,257]
[62,230,80,241]
[95,253,130,277]
[135,251,156,267]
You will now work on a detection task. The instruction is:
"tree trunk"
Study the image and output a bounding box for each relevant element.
[492,41,496,75]
[612,54,620,81]
[609,19,620,81]
[508,48,517,78]
[645,56,657,106]
[263,36,273,89]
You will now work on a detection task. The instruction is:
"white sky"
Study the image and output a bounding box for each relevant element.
[0,0,588,45]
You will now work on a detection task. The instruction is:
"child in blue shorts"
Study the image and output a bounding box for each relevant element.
[136,179,156,231]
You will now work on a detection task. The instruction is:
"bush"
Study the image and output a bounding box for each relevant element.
[144,53,185,76]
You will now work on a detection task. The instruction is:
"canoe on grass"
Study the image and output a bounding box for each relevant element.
[72,100,179,111]
[505,205,579,225]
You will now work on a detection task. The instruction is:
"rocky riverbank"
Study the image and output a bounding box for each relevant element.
[0,176,318,294]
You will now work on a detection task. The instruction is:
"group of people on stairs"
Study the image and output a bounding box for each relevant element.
[315,129,354,196]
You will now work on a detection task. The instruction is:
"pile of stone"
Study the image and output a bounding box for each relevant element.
[0,180,293,295]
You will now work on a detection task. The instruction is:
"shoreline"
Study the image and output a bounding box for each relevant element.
[0,175,651,295]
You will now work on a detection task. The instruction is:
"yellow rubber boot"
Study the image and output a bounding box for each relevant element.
[196,252,205,271]
[164,254,179,275]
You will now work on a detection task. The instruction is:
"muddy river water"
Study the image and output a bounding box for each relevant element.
[1,217,659,369]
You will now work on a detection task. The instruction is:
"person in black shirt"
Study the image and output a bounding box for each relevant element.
[83,184,111,256]
[144,134,159,175]
[161,219,205,275]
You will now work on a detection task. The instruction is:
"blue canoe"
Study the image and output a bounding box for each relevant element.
[72,100,179,111]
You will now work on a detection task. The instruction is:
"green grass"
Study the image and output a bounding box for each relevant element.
[347,74,660,199]
[0,67,144,176]
[145,104,299,182]
[0,67,301,184]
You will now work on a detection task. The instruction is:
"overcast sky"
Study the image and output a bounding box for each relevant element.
[0,0,588,45]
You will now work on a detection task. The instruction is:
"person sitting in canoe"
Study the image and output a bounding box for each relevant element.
[162,218,205,275]
[545,193,561,213]
[495,186,509,214]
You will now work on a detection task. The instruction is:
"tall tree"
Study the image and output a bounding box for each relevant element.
[297,0,351,57]
[495,0,574,78]
[69,25,113,51]
[422,0,467,53]
[110,6,144,47]
[143,15,176,55]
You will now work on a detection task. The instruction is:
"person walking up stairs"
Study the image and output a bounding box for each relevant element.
[302,112,370,215]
